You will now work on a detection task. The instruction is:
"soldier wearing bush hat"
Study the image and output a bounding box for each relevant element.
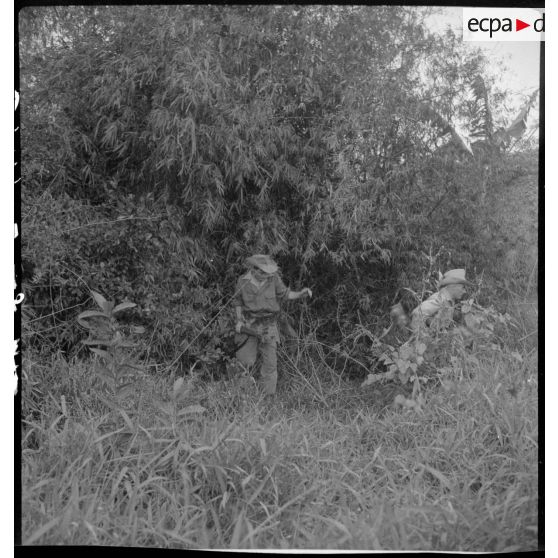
[410,269,472,334]
[233,254,312,396]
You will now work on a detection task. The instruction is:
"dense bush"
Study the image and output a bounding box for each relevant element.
[19,5,535,360]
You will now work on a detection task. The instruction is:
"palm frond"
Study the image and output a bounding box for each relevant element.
[469,75,493,141]
[504,88,539,140]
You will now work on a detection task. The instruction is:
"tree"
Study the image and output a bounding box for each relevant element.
[19,6,520,355]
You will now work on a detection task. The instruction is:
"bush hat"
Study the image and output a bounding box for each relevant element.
[246,254,278,274]
[438,268,472,289]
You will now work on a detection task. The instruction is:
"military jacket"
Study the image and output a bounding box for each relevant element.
[233,271,289,318]
[410,287,455,333]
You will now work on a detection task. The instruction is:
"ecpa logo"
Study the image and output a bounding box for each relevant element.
[463,8,545,42]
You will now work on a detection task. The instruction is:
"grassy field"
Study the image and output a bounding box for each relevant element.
[21,304,539,551]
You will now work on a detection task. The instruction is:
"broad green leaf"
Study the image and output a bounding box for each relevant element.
[396,359,409,374]
[113,302,137,314]
[399,345,413,360]
[91,291,110,313]
[77,310,109,328]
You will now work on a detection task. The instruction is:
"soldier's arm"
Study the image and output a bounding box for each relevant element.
[235,305,243,321]
[287,288,312,300]
[275,274,312,301]
[410,295,442,332]
[234,305,244,333]
[233,279,245,331]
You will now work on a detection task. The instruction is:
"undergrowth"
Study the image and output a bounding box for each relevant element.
[21,300,539,551]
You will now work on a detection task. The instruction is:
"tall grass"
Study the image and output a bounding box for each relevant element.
[21,317,538,551]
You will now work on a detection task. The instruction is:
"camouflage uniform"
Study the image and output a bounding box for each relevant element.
[233,270,290,395]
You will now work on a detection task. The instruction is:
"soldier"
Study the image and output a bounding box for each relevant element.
[233,254,312,396]
[410,269,471,335]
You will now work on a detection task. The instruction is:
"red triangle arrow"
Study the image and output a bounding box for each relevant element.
[516,19,530,31]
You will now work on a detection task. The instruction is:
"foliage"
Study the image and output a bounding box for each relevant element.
[358,297,522,422]
[362,340,428,389]
[21,333,538,550]
[18,5,539,359]
[76,290,144,407]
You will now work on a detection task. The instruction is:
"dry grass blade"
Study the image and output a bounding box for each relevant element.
[246,463,277,506]
[24,516,61,545]
[229,510,246,549]
[240,484,320,545]
[119,409,135,431]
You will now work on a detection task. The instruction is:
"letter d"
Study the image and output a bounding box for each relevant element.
[534,13,544,32]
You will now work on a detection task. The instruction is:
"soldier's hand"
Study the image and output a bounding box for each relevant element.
[303,287,312,298]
